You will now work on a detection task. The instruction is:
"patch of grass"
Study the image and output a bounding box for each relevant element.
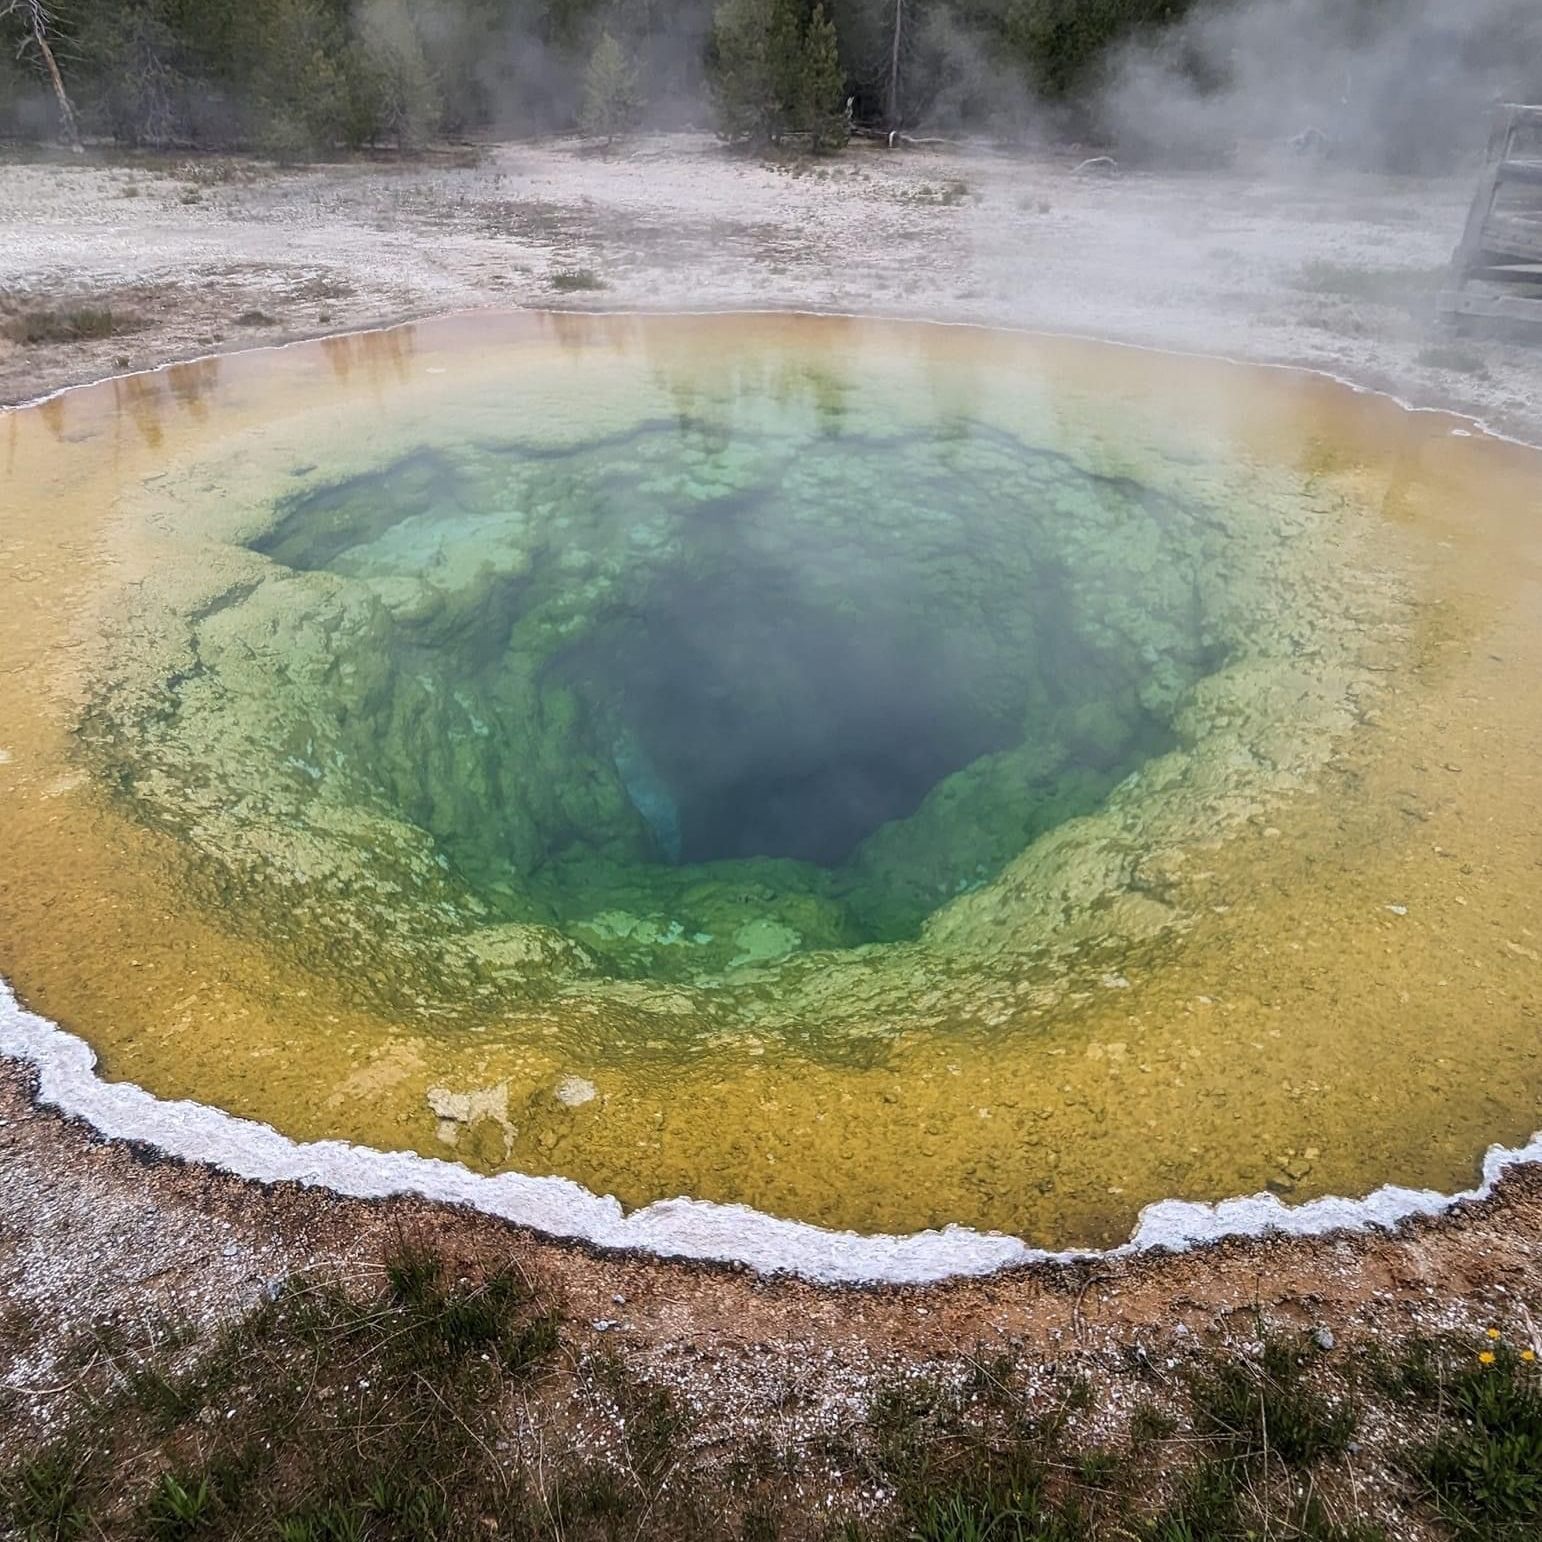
[1058,1372,1094,1415]
[274,1485,449,1542]
[1144,1461,1386,1542]
[1407,1339,1542,1540]
[288,1245,558,1383]
[1189,1332,1356,1465]
[1290,259,1444,305]
[125,1363,203,1430]
[2,306,133,344]
[1128,1402,1178,1446]
[1072,1447,1122,1490]
[1364,1333,1445,1402]
[1140,1454,1248,1541]
[549,266,607,292]
[588,1346,693,1494]
[384,1243,441,1305]
[141,1471,214,1538]
[1416,341,1490,376]
[548,1457,632,1530]
[740,1500,781,1541]
[903,1471,1088,1542]
[377,1242,559,1369]
[0,1445,89,1540]
[863,1366,1110,1542]
[0,1242,563,1540]
[2,1261,1535,1542]
[233,309,277,327]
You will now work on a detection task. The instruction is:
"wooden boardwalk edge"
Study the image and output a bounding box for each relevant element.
[1445,104,1542,336]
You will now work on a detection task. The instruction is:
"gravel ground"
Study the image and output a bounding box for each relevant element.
[1,134,1539,438]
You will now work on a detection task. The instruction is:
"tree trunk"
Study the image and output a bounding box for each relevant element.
[886,0,903,129]
[20,0,83,152]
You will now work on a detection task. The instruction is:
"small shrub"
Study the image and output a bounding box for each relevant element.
[1416,342,1489,376]
[1409,1340,1542,1539]
[2,307,128,344]
[549,267,607,292]
[1290,260,1443,305]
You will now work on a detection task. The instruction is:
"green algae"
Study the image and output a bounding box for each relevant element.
[243,418,1201,958]
[74,325,1389,1059]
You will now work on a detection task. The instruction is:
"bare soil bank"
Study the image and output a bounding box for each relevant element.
[2,132,1540,1521]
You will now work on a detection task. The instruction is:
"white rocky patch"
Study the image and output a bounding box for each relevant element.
[425,1080,515,1155]
[555,1075,598,1108]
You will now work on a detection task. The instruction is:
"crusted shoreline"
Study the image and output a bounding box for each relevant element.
[6,980,1541,1287]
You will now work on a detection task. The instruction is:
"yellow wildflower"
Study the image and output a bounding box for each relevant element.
[1523,1350,1536,1364]
[1486,1327,1502,1340]
[1479,1350,1497,1366]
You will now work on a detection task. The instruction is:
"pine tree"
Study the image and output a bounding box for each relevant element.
[352,0,440,152]
[710,0,847,150]
[796,2,849,149]
[709,0,775,144]
[579,31,642,145]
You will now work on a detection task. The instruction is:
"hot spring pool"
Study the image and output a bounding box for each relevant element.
[2,311,1540,1253]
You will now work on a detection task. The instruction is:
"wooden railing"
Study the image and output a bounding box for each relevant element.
[1440,104,1542,331]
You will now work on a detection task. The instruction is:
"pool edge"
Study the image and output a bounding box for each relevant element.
[4,978,1535,1287]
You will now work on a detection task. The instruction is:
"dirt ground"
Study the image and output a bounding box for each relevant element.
[2,132,1541,1505]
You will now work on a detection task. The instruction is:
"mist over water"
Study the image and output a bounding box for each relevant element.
[1097,0,1542,169]
[7,0,1535,166]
